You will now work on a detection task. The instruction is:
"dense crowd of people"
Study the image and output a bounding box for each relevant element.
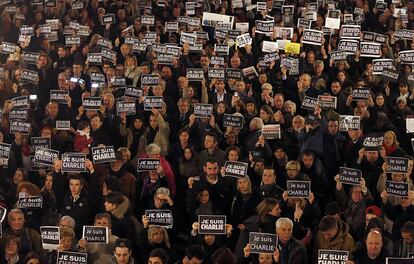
[0,0,414,263]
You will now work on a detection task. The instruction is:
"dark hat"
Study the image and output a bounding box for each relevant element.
[325,201,341,216]
[115,238,132,250]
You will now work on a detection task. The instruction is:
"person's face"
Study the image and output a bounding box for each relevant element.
[269,204,281,217]
[69,179,82,196]
[5,240,18,255]
[217,103,226,114]
[230,56,241,68]
[277,223,293,243]
[115,247,131,264]
[150,115,158,129]
[383,133,394,146]
[274,95,284,109]
[260,110,270,121]
[235,81,245,92]
[259,74,267,84]
[126,57,135,67]
[351,187,363,202]
[402,232,414,244]
[179,131,190,144]
[314,64,324,74]
[199,190,210,204]
[228,150,239,161]
[73,64,82,75]
[45,175,53,190]
[110,159,123,172]
[274,149,285,159]
[262,169,275,185]
[104,201,116,212]
[203,162,218,177]
[227,133,236,145]
[13,170,24,184]
[204,234,215,246]
[200,56,210,67]
[322,227,338,241]
[178,101,189,113]
[292,118,304,131]
[302,155,314,168]
[95,217,110,228]
[47,103,59,116]
[328,121,339,135]
[258,253,273,264]
[254,162,265,174]
[154,194,165,208]
[215,81,225,92]
[8,212,24,231]
[162,67,172,80]
[300,75,311,88]
[400,196,413,208]
[37,56,47,68]
[237,178,249,193]
[366,151,378,162]
[183,148,192,160]
[90,116,102,130]
[348,129,362,141]
[61,237,73,251]
[376,95,384,106]
[152,228,164,243]
[286,168,298,179]
[246,103,255,113]
[204,135,216,149]
[391,173,404,182]
[337,72,346,82]
[366,233,383,259]
[58,47,66,57]
[177,77,188,89]
[307,53,315,63]
[152,86,163,96]
[331,82,341,94]
[148,257,163,264]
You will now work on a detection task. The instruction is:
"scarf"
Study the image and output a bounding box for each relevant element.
[383,143,397,156]
[77,129,90,140]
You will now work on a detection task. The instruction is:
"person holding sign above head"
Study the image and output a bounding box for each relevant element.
[313,215,356,263]
[377,160,413,207]
[138,143,176,198]
[380,189,414,240]
[334,174,373,241]
[190,220,233,262]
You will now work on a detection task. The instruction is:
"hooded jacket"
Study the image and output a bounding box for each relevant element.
[313,219,356,263]
[110,196,138,244]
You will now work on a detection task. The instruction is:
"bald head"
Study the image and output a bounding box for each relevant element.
[366,231,383,259]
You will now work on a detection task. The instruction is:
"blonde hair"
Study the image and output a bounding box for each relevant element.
[237,176,252,194]
[384,130,399,147]
[148,226,171,249]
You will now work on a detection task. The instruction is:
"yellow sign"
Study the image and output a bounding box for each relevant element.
[285,43,301,54]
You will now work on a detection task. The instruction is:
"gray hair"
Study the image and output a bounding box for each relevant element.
[146,143,161,155]
[8,209,24,222]
[155,187,170,197]
[276,217,293,230]
[250,117,264,130]
[60,215,76,230]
